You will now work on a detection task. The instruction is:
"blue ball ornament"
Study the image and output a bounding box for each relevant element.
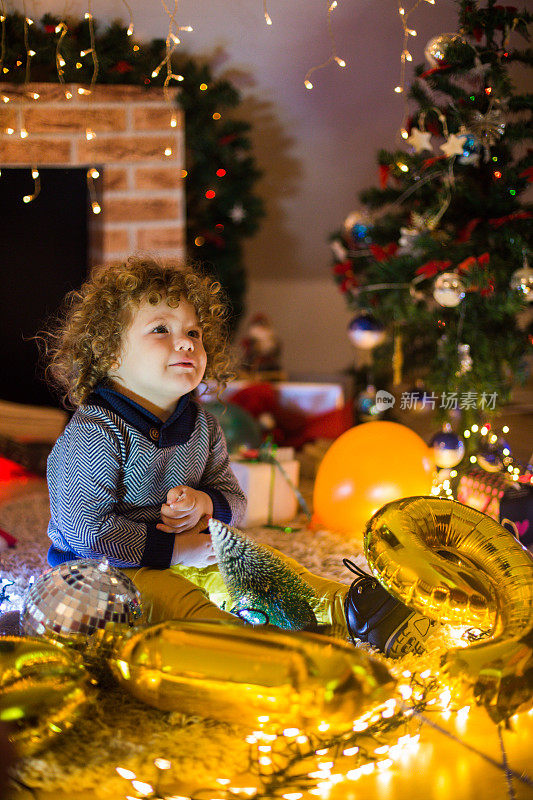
[356,385,383,421]
[429,426,465,468]
[477,437,511,472]
[347,314,386,350]
[459,133,481,165]
[351,223,371,242]
[343,210,373,245]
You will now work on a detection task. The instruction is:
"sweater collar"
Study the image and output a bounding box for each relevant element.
[86,383,198,447]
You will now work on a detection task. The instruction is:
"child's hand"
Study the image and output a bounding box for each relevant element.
[170,530,217,568]
[157,486,214,533]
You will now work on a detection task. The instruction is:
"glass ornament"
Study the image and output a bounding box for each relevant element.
[429,424,465,468]
[510,265,533,303]
[458,133,482,165]
[424,33,464,67]
[433,272,466,307]
[477,437,511,472]
[343,210,373,244]
[347,314,386,350]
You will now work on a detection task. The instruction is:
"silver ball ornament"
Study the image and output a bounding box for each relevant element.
[456,343,473,376]
[433,272,466,307]
[21,558,143,655]
[424,33,464,68]
[510,265,533,303]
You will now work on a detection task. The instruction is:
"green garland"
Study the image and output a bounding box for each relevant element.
[0,12,264,327]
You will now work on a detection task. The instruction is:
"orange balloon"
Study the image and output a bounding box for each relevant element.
[313,421,435,543]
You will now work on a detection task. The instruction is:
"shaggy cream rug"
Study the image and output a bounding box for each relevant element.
[0,487,368,799]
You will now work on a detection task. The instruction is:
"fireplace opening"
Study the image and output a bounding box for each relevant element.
[0,167,89,408]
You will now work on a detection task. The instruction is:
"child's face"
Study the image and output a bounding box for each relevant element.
[109,298,207,415]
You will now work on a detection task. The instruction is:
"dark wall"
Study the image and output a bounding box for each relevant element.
[0,168,88,407]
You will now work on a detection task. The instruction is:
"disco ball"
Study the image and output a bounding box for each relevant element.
[21,558,143,657]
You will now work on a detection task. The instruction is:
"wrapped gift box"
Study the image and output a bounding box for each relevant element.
[499,482,533,549]
[457,468,511,520]
[230,447,300,527]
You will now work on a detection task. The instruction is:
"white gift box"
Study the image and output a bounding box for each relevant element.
[230,447,300,527]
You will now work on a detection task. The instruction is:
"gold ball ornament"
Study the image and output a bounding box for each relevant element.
[364,496,533,722]
[0,636,89,756]
[111,620,397,732]
[313,422,434,545]
[21,558,143,660]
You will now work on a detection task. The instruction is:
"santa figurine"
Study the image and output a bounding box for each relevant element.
[240,313,283,376]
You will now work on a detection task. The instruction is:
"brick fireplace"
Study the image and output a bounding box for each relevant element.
[0,83,185,265]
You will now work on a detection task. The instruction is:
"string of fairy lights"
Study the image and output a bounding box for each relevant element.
[0,1,191,210]
[108,660,533,800]
[0,0,438,208]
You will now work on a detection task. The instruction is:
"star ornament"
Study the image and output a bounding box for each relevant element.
[440,133,467,158]
[407,127,433,154]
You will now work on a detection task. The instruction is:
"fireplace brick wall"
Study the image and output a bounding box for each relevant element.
[0,83,185,266]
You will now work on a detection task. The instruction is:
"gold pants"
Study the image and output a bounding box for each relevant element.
[122,544,349,631]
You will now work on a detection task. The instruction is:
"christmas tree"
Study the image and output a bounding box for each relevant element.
[330,1,532,436]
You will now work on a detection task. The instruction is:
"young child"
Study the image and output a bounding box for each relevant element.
[45,255,435,656]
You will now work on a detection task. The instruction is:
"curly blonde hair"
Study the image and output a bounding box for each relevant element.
[46,255,235,407]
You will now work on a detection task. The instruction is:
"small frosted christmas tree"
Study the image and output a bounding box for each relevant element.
[331,1,532,436]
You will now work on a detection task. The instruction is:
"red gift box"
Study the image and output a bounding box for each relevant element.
[457,467,512,520]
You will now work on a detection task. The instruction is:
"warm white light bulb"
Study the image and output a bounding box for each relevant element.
[127,23,134,35]
[304,79,313,89]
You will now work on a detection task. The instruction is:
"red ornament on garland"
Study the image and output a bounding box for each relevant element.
[111,60,134,74]
[415,259,452,278]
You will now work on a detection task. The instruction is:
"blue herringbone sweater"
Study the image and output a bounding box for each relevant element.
[47,384,246,568]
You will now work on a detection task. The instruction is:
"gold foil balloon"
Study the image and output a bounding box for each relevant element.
[0,636,89,756]
[111,620,396,731]
[364,496,533,721]
[313,422,434,545]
